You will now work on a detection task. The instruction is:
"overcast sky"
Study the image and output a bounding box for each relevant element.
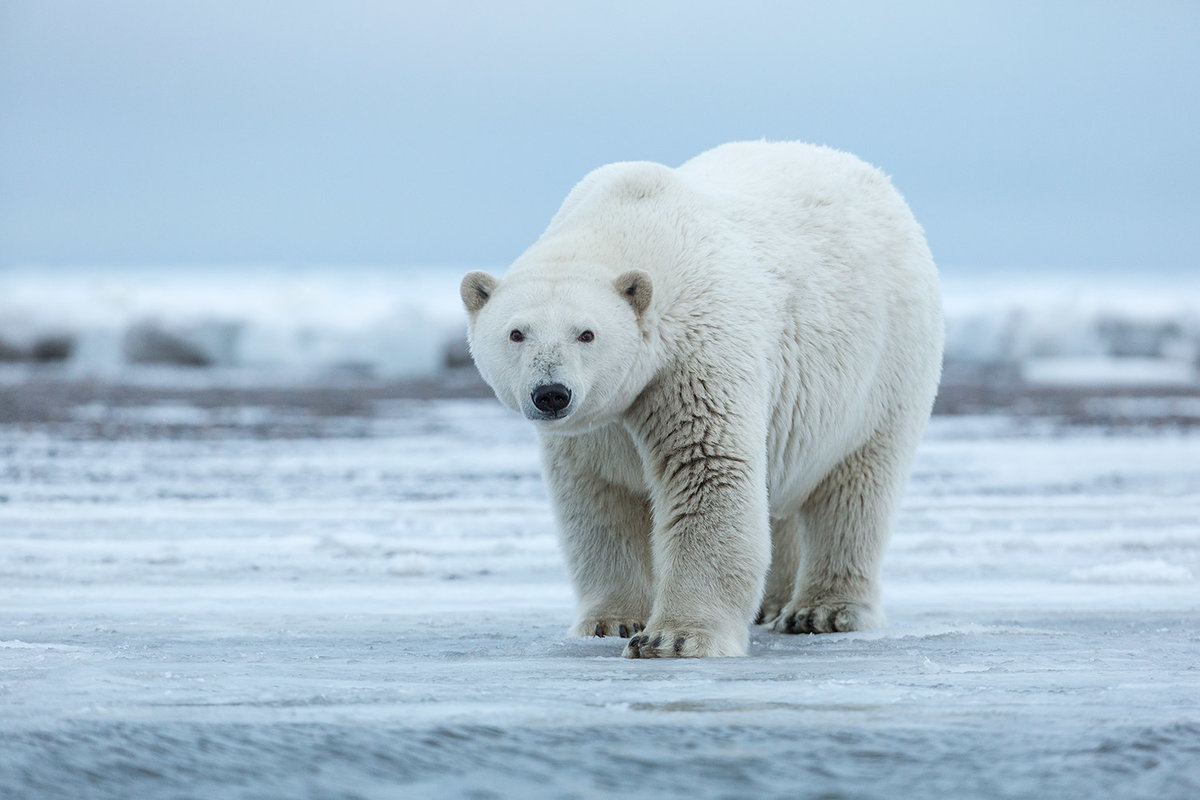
[1,1,1197,274]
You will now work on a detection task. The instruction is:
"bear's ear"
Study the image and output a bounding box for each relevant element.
[460,271,499,315]
[614,270,652,317]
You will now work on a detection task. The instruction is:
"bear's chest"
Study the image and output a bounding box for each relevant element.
[591,424,648,492]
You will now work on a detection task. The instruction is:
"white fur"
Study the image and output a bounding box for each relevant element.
[462,141,943,658]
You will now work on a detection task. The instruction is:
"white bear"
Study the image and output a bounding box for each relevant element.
[461,141,943,658]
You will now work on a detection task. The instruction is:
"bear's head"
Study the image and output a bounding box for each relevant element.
[460,268,653,434]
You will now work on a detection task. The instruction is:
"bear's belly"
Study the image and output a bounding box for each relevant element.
[764,384,882,519]
[765,431,858,519]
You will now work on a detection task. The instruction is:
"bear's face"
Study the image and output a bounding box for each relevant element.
[461,268,652,434]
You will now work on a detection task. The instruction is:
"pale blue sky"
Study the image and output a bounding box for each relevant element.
[1,1,1197,273]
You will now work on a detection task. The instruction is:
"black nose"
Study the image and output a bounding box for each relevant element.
[531,383,572,414]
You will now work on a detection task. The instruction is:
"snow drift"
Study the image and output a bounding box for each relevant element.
[1,266,1197,385]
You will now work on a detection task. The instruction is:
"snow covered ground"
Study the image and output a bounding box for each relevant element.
[1,393,1198,799]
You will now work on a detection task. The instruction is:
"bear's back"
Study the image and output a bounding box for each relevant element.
[677,141,898,216]
[679,141,934,293]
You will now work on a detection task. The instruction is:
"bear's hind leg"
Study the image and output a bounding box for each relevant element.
[773,420,918,634]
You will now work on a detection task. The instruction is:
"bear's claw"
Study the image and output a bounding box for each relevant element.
[754,599,786,626]
[576,618,645,638]
[770,600,879,634]
[621,626,744,658]
[627,634,686,658]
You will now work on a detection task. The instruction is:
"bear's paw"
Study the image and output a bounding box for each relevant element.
[571,617,646,639]
[754,596,788,626]
[622,624,746,658]
[770,600,881,634]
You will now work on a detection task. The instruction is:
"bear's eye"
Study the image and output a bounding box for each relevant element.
[509,329,524,343]
[578,330,594,343]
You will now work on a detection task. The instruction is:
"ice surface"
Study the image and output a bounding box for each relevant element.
[1,399,1198,799]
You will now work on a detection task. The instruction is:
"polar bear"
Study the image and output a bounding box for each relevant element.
[461,141,942,658]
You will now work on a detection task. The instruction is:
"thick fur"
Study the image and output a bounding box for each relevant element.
[462,141,943,658]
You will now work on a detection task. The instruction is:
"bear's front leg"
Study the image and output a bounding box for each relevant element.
[541,431,654,639]
[621,374,771,658]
